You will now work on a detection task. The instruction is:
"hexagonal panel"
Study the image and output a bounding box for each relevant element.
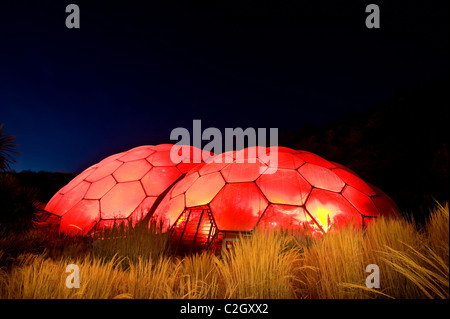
[298,163,345,192]
[198,162,230,176]
[129,196,158,222]
[266,146,296,154]
[210,183,268,231]
[100,181,146,219]
[257,204,313,230]
[369,183,401,218]
[113,159,152,182]
[342,185,379,217]
[332,168,376,196]
[186,172,225,207]
[59,167,95,195]
[118,148,155,162]
[171,171,200,198]
[207,152,234,165]
[220,161,266,183]
[95,151,127,166]
[266,151,304,169]
[147,150,181,166]
[59,199,100,235]
[52,181,91,216]
[305,189,362,233]
[295,151,336,169]
[256,169,311,206]
[151,144,174,151]
[84,175,116,200]
[234,146,266,162]
[45,192,64,214]
[141,166,182,196]
[85,160,122,183]
[171,144,205,163]
[176,161,202,174]
[152,194,186,232]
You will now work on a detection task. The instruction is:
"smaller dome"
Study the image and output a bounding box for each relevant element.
[45,144,212,235]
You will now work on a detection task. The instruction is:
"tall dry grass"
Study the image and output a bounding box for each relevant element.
[0,203,448,299]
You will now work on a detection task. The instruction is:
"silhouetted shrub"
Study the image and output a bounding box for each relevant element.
[0,173,40,238]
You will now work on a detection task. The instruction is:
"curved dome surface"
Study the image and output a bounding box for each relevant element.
[151,147,401,252]
[45,144,212,235]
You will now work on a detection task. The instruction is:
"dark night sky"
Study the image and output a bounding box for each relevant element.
[1,0,449,173]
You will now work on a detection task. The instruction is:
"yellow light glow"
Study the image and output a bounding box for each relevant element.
[316,206,332,232]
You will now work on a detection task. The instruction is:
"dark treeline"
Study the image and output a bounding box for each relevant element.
[280,75,449,223]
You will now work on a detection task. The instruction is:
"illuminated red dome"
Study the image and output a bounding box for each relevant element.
[151,147,401,253]
[45,144,212,235]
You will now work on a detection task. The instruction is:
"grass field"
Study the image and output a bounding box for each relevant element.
[0,203,448,299]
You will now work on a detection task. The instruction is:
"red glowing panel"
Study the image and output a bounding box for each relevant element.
[332,168,376,196]
[171,171,200,198]
[59,200,100,235]
[210,183,268,231]
[141,166,182,196]
[329,161,360,176]
[129,196,158,222]
[176,161,203,174]
[153,194,186,232]
[306,189,362,233]
[298,163,345,192]
[208,152,234,165]
[100,181,146,219]
[342,185,379,217]
[267,146,297,154]
[95,151,126,166]
[198,162,230,176]
[151,144,174,151]
[372,196,400,218]
[112,159,152,182]
[221,161,266,182]
[118,148,155,162]
[257,204,312,230]
[267,151,304,169]
[45,193,64,213]
[369,184,401,218]
[85,160,122,183]
[84,175,116,200]
[147,150,181,166]
[170,145,211,163]
[256,169,311,206]
[52,181,90,216]
[234,146,266,161]
[58,167,95,195]
[295,151,336,169]
[186,172,225,207]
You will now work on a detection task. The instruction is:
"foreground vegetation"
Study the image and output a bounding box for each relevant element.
[0,203,448,299]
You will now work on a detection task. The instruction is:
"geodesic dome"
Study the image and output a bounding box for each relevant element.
[44,144,212,235]
[150,147,401,253]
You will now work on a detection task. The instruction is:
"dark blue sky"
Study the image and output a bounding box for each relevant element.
[1,0,449,173]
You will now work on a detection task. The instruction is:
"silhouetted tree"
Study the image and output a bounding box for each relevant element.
[0,125,39,237]
[0,124,18,171]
